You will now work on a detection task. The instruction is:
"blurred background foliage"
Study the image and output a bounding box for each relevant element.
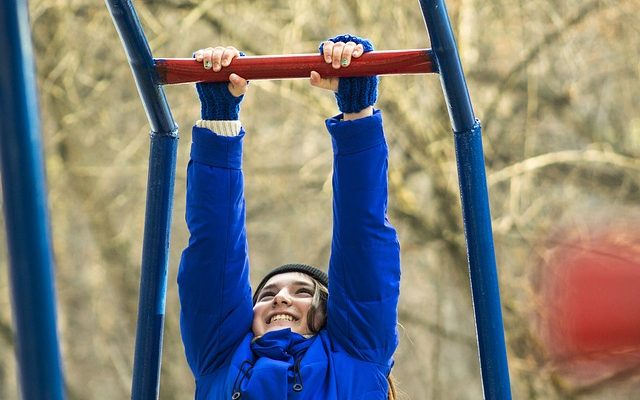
[1,0,639,398]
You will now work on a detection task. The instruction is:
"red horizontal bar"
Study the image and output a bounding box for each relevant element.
[154,49,436,85]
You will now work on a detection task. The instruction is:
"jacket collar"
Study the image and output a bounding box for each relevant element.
[251,328,313,361]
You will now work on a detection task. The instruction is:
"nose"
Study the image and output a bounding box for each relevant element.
[272,288,292,306]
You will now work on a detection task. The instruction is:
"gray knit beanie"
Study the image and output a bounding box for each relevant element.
[252,263,329,305]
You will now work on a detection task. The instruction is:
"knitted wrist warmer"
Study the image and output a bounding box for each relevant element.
[196,82,243,120]
[320,34,378,114]
[335,75,378,114]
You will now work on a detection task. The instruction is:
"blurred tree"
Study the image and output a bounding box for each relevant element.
[0,0,638,398]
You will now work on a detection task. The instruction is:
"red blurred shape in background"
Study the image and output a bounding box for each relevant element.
[540,226,640,382]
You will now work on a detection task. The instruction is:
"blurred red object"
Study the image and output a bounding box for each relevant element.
[540,226,640,376]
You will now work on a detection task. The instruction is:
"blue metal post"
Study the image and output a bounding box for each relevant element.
[105,1,179,399]
[0,0,66,399]
[418,0,512,398]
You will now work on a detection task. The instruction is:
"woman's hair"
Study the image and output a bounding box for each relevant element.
[305,277,329,333]
[387,375,397,400]
[305,277,396,400]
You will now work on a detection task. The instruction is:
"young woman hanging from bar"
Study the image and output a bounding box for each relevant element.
[178,34,400,400]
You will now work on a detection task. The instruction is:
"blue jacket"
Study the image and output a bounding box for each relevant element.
[178,110,401,399]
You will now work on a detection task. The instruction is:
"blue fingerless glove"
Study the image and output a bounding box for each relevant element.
[195,52,245,120]
[319,34,378,114]
[196,82,243,120]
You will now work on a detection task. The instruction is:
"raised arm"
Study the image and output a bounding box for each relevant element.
[177,47,253,376]
[312,35,401,365]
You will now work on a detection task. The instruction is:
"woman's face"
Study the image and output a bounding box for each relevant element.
[252,272,323,337]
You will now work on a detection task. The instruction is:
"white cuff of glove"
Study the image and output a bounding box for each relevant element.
[196,119,242,136]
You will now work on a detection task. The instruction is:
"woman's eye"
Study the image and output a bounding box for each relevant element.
[296,288,313,296]
[259,292,274,301]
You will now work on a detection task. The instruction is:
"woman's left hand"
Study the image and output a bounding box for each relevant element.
[309,40,365,92]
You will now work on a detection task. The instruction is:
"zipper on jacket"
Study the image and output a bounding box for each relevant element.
[231,360,254,399]
[231,354,305,397]
[292,356,304,392]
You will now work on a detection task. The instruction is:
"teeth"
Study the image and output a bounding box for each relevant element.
[270,314,294,323]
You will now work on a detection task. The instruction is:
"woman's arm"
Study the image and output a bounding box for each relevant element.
[326,111,401,365]
[177,47,253,377]
[312,35,401,365]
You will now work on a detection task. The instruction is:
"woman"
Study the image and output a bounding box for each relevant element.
[178,34,401,399]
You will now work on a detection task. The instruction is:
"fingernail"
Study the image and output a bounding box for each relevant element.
[325,56,331,62]
[341,59,348,67]
[203,60,212,69]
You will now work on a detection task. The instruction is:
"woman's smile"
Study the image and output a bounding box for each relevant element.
[268,313,297,323]
[252,272,318,336]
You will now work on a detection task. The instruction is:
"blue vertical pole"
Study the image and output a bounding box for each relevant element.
[418,0,512,398]
[0,0,66,399]
[104,1,179,399]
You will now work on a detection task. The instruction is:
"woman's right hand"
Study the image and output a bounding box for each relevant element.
[194,46,248,97]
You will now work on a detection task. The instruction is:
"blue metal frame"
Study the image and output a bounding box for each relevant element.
[2,0,508,398]
[102,0,510,398]
[105,1,179,399]
[0,0,66,399]
[419,0,512,398]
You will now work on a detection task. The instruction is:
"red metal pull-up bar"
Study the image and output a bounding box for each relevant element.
[154,49,436,85]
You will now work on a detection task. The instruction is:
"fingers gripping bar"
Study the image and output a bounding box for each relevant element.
[154,49,436,85]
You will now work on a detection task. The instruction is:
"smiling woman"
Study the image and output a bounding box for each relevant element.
[252,267,329,337]
[177,34,400,400]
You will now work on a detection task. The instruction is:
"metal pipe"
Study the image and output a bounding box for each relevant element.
[453,123,512,400]
[132,135,177,399]
[104,1,179,399]
[105,0,177,135]
[155,49,436,85]
[419,0,512,398]
[0,0,66,399]
[419,0,475,132]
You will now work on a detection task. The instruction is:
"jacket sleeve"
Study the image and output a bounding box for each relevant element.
[325,110,401,366]
[177,126,253,377]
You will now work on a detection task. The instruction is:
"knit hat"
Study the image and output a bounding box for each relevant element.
[253,263,329,304]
